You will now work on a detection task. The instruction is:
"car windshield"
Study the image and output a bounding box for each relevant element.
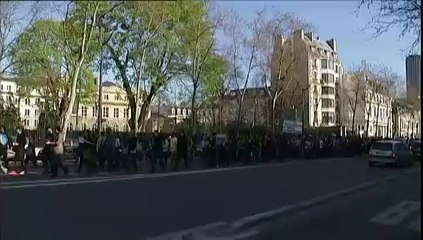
[371,142,393,151]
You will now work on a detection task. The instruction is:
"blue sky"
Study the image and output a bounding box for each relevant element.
[217,1,418,79]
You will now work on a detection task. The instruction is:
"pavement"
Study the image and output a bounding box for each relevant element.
[0,156,420,240]
[251,168,420,240]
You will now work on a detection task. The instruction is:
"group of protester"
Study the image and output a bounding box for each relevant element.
[1,124,388,177]
[0,125,68,177]
[75,128,190,174]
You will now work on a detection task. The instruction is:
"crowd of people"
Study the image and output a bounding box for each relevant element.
[1,125,395,178]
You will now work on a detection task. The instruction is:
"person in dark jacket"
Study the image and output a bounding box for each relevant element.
[175,131,188,170]
[150,131,163,173]
[13,126,27,173]
[125,132,138,173]
[42,128,54,175]
[102,127,116,173]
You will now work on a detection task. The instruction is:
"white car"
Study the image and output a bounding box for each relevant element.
[368,140,413,167]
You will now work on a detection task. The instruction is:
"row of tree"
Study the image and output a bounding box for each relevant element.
[0,0,419,138]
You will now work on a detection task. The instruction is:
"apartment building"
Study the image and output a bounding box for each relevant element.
[0,77,150,132]
[68,81,151,132]
[392,99,421,138]
[340,74,393,138]
[0,77,42,129]
[405,55,421,107]
[273,29,344,127]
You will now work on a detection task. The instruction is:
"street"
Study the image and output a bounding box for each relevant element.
[252,167,420,240]
[0,157,420,240]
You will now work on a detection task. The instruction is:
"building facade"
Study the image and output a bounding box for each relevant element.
[1,78,150,132]
[274,30,344,127]
[405,55,421,107]
[340,74,393,138]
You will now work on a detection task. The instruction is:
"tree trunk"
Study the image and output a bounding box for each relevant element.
[191,84,198,136]
[137,93,154,132]
[271,96,277,134]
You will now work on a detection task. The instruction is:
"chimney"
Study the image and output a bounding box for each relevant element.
[305,32,314,41]
[327,39,337,52]
[293,29,304,41]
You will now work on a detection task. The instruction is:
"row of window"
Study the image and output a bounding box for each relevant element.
[0,84,13,92]
[322,111,335,124]
[103,94,128,102]
[80,106,129,119]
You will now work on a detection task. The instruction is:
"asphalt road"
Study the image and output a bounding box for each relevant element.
[0,157,419,240]
[252,168,421,240]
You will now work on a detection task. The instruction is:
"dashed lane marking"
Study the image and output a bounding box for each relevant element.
[371,201,420,225]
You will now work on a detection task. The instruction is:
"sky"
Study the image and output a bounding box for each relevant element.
[11,1,419,83]
[216,0,418,79]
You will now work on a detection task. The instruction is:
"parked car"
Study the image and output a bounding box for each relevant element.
[368,140,412,167]
[410,141,421,159]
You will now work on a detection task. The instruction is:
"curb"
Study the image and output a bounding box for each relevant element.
[231,168,418,231]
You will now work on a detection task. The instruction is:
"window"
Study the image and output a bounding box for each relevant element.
[335,65,339,73]
[93,106,97,117]
[24,109,30,116]
[113,108,119,118]
[35,110,39,116]
[34,120,38,127]
[321,87,335,95]
[24,98,30,105]
[36,98,40,105]
[7,85,11,91]
[81,106,87,117]
[394,143,408,152]
[124,108,129,118]
[104,94,109,100]
[115,95,119,101]
[321,59,334,69]
[321,73,334,83]
[321,59,328,69]
[0,84,2,90]
[322,99,334,108]
[102,107,109,118]
[24,120,30,127]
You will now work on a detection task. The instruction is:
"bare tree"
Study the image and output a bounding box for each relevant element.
[254,9,314,133]
[222,9,259,127]
[357,0,421,53]
[0,1,42,77]
[343,61,369,134]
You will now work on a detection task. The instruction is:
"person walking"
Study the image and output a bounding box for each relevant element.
[170,133,178,169]
[77,130,94,174]
[102,128,116,173]
[42,128,54,175]
[175,131,188,170]
[125,132,138,173]
[150,131,163,173]
[0,126,12,174]
[48,127,68,178]
[12,126,27,175]
[96,131,106,170]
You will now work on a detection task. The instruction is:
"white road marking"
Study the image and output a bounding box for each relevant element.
[232,169,419,230]
[408,214,421,232]
[0,157,346,190]
[371,201,421,225]
[147,170,418,239]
